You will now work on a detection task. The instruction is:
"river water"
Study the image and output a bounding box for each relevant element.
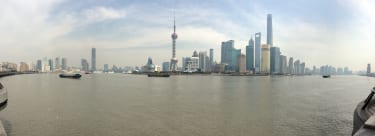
[0,74,373,136]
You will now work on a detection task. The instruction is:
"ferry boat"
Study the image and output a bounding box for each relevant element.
[147,73,170,77]
[59,73,82,79]
[0,83,8,109]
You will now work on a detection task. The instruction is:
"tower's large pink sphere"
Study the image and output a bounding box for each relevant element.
[171,33,178,39]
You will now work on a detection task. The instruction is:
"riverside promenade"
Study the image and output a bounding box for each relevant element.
[0,71,36,78]
[0,72,16,78]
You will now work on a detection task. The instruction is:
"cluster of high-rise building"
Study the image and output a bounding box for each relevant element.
[179,50,214,72]
[31,47,96,73]
[318,65,352,75]
[34,57,69,72]
[218,14,311,75]
[160,49,214,73]
[0,62,20,72]
[0,47,136,73]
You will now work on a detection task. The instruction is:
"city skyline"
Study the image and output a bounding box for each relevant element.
[0,0,374,70]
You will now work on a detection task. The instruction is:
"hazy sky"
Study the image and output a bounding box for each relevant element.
[0,0,374,70]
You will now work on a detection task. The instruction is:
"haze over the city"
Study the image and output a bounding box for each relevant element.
[0,0,373,70]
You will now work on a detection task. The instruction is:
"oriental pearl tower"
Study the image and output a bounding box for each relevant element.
[169,16,178,71]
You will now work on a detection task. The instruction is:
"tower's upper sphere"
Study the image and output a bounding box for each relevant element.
[171,32,178,39]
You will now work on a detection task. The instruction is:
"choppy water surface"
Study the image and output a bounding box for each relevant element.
[0,74,373,136]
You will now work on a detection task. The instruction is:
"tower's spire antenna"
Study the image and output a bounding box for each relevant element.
[173,1,176,33]
[174,15,176,33]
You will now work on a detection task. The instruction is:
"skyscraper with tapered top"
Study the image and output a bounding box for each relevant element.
[246,36,255,71]
[267,14,273,47]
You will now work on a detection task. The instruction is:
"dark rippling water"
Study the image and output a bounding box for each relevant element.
[0,74,373,136]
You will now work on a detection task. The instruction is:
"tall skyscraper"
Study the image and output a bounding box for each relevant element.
[320,65,328,75]
[294,60,300,75]
[199,51,208,72]
[91,48,96,72]
[232,49,241,71]
[246,37,255,72]
[48,59,54,71]
[42,57,50,72]
[288,57,294,74]
[147,57,153,65]
[270,47,281,74]
[337,67,344,75]
[205,55,211,72]
[182,57,188,71]
[209,48,214,67]
[254,33,261,73]
[367,63,371,75]
[28,62,36,71]
[261,44,270,73]
[55,57,61,70]
[344,67,351,75]
[238,54,246,73]
[221,40,234,66]
[19,62,29,72]
[300,62,305,75]
[170,16,178,71]
[280,55,288,74]
[81,59,89,72]
[267,14,273,47]
[162,62,170,72]
[61,58,67,70]
[104,64,109,72]
[36,60,42,71]
[221,40,242,71]
[313,66,317,74]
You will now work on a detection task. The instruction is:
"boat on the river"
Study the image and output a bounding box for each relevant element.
[322,75,330,78]
[147,73,170,77]
[59,73,82,79]
[0,83,8,110]
[352,87,375,135]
